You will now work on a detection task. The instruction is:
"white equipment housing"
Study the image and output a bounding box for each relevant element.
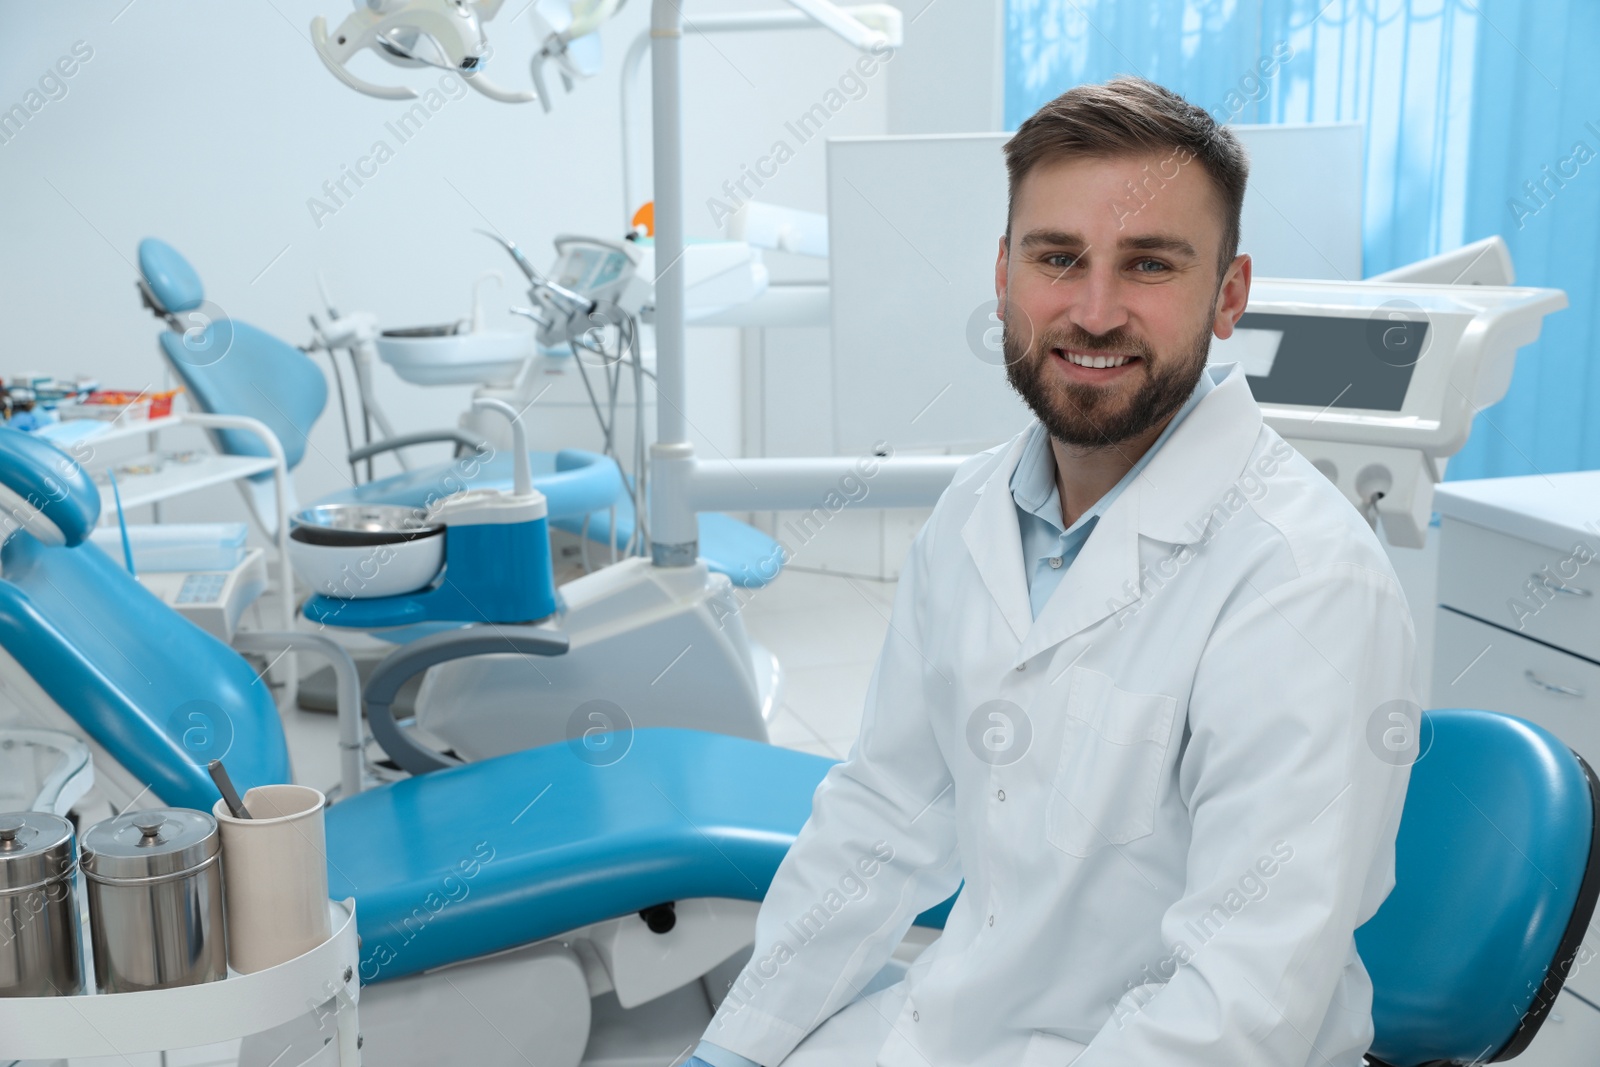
[1212,275,1566,547]
[415,558,779,759]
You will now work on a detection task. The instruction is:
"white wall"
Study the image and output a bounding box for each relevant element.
[885,0,1004,135]
[0,0,894,521]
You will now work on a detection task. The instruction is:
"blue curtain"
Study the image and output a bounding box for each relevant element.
[1005,0,1600,480]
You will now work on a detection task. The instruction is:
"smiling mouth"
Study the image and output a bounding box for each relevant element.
[1054,348,1141,370]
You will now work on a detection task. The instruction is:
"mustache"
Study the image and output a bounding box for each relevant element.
[1035,326,1152,360]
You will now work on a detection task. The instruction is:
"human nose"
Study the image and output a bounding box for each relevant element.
[1066,264,1131,339]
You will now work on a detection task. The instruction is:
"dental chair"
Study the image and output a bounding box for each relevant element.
[0,431,1592,1066]
[135,237,784,589]
[136,238,784,760]
[0,426,908,1064]
[1356,708,1600,1066]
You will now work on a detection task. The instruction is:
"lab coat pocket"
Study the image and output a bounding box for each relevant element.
[1045,668,1179,858]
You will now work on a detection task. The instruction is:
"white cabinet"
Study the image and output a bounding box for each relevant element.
[1430,473,1600,1057]
[1432,608,1600,770]
[1432,473,1600,774]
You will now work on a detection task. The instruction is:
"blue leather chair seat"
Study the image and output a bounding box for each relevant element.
[322,448,623,523]
[549,492,785,591]
[325,727,953,983]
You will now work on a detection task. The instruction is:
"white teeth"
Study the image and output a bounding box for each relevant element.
[1064,351,1131,369]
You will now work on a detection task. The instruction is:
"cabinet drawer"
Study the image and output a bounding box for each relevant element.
[1432,608,1600,772]
[1438,518,1600,663]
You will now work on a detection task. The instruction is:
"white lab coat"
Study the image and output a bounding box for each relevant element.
[703,365,1416,1067]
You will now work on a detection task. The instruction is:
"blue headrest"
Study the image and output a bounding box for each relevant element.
[0,427,99,546]
[138,238,204,314]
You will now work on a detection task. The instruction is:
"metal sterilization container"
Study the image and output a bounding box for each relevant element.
[0,811,82,997]
[81,808,226,992]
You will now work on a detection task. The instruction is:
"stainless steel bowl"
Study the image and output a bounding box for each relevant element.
[289,505,446,600]
[289,504,443,547]
[381,322,467,338]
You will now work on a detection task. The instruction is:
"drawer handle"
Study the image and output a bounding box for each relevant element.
[1532,574,1592,597]
[1525,669,1584,698]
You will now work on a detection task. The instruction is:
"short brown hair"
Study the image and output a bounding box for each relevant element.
[1003,76,1249,277]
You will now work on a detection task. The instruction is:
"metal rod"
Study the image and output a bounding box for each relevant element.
[208,760,251,819]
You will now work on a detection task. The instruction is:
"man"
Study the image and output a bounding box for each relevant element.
[690,76,1415,1067]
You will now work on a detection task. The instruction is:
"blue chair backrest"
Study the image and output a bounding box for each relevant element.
[0,428,292,808]
[138,238,327,473]
[1357,709,1600,1065]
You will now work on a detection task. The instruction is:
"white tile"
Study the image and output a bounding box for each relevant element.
[765,703,825,749]
[846,575,899,612]
[280,698,344,797]
[783,661,876,746]
[743,567,895,614]
[743,606,889,672]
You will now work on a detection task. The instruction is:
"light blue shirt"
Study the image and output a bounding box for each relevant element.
[693,1040,763,1067]
[1012,367,1217,618]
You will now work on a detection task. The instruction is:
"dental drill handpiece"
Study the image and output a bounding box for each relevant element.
[475,229,594,321]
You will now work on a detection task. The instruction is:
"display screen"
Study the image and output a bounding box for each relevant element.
[1209,311,1425,412]
[557,245,629,296]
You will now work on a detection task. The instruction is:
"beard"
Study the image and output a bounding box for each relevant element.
[1003,303,1214,449]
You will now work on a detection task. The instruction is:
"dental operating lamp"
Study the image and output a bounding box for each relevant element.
[311,0,625,108]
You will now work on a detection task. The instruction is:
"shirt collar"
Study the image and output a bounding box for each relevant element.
[1009,365,1220,537]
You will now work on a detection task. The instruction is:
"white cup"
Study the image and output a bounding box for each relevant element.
[212,784,332,974]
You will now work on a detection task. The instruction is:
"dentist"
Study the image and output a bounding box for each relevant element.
[692,76,1415,1067]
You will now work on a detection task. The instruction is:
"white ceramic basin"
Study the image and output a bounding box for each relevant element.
[375,330,533,387]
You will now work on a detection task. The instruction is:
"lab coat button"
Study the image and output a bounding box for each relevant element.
[988,914,994,926]
[1048,556,1063,569]
[912,1011,920,1022]
[997,788,1006,801]
[1015,663,1026,672]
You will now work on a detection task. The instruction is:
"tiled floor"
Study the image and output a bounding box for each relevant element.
[740,568,897,760]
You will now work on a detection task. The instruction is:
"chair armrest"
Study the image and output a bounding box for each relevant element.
[365,624,570,775]
[348,429,491,464]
